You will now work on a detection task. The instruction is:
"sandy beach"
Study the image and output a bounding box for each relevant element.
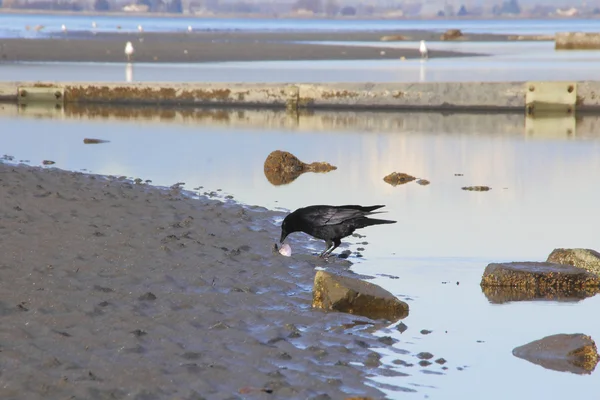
[0,31,483,63]
[0,161,415,399]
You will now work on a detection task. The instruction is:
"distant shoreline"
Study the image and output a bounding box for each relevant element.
[2,9,600,21]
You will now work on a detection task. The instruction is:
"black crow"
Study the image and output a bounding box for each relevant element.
[279,205,396,258]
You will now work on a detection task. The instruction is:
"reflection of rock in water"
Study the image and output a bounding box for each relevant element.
[263,150,337,186]
[482,285,599,304]
[383,172,416,186]
[513,334,599,375]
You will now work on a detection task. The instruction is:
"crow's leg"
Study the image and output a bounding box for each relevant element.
[319,240,333,258]
[323,238,341,258]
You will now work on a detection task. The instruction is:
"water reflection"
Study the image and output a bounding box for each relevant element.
[125,62,134,83]
[8,103,600,140]
[482,285,600,304]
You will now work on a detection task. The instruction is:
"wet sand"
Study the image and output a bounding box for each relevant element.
[0,31,483,63]
[0,161,414,399]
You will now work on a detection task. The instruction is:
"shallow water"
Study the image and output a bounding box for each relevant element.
[1,105,600,397]
[2,13,600,38]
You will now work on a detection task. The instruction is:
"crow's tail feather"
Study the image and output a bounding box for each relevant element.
[357,217,396,228]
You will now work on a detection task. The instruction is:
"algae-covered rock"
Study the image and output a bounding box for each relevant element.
[383,172,416,186]
[547,248,600,276]
[480,262,600,289]
[513,333,599,374]
[312,270,409,322]
[263,150,336,186]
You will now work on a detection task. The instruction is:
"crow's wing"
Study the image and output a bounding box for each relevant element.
[301,206,373,226]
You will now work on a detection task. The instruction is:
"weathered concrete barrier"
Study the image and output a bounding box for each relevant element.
[556,32,600,50]
[2,81,600,113]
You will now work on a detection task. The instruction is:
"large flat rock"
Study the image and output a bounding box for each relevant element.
[480,262,600,289]
[513,333,599,374]
[547,248,600,276]
[313,271,409,322]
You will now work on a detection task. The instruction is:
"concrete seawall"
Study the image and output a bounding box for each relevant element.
[1,81,600,113]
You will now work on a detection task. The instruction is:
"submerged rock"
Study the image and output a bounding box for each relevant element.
[547,248,600,276]
[513,333,599,374]
[383,172,416,186]
[441,29,464,40]
[263,150,337,186]
[312,271,409,322]
[480,262,600,290]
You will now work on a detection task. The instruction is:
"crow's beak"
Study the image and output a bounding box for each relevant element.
[280,231,287,244]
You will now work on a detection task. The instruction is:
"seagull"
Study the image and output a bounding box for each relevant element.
[125,41,135,62]
[187,25,193,32]
[138,25,143,33]
[61,24,67,33]
[419,40,428,59]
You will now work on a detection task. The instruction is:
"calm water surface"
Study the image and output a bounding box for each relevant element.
[2,13,600,37]
[1,105,599,398]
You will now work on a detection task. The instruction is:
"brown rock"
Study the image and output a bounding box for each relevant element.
[263,150,336,186]
[312,270,409,322]
[440,29,464,41]
[480,262,600,290]
[547,248,600,276]
[513,333,599,374]
[383,172,416,186]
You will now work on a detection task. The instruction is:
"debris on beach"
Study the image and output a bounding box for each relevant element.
[462,186,491,191]
[513,334,599,374]
[383,172,416,186]
[312,270,409,321]
[83,138,110,144]
[416,179,430,185]
[441,29,464,41]
[263,150,337,186]
[278,243,292,257]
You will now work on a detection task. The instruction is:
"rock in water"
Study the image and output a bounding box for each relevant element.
[312,270,409,321]
[547,248,600,276]
[278,243,292,257]
[513,333,599,374]
[263,150,336,186]
[383,172,416,186]
[480,262,600,289]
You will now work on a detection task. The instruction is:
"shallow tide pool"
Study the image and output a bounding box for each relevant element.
[1,104,599,398]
